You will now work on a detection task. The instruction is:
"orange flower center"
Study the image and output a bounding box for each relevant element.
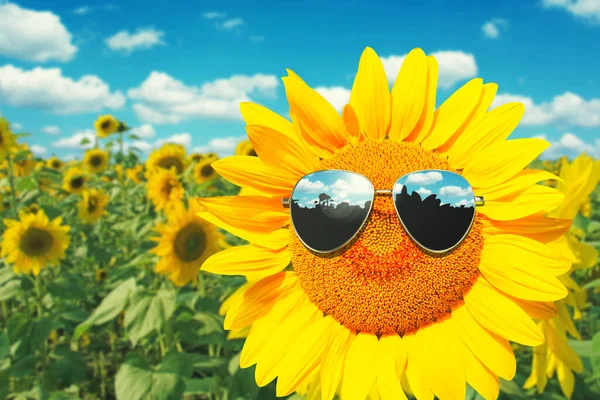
[290,140,484,336]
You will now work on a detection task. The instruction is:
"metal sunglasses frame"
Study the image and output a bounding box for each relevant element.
[281,169,485,255]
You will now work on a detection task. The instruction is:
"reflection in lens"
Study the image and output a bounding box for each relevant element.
[290,170,374,253]
[393,170,476,252]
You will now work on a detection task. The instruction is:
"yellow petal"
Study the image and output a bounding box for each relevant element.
[402,336,435,400]
[458,339,500,400]
[341,333,381,400]
[320,323,353,400]
[403,56,438,144]
[376,335,408,400]
[464,138,549,189]
[556,361,576,398]
[448,102,525,169]
[212,156,295,197]
[464,278,544,346]
[275,316,336,397]
[342,104,362,139]
[481,214,572,244]
[349,47,391,141]
[545,320,583,373]
[556,300,582,340]
[509,297,558,320]
[283,70,349,154]
[451,306,516,380]
[246,124,319,178]
[201,244,290,282]
[476,169,561,201]
[420,78,484,150]
[240,102,299,142]
[477,185,565,221]
[523,339,548,392]
[389,48,429,142]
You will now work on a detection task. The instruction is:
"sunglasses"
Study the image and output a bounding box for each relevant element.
[282,169,485,254]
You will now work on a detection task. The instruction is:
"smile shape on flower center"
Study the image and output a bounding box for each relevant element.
[290,140,484,336]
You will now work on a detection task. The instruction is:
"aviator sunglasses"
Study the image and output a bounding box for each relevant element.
[281,169,485,254]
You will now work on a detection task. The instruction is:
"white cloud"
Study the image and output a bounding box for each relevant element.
[416,187,433,197]
[30,144,47,155]
[52,129,95,149]
[42,125,61,135]
[218,18,244,30]
[193,135,246,156]
[455,198,475,207]
[128,72,278,123]
[11,122,22,131]
[154,133,191,148]
[405,171,444,185]
[492,92,600,127]
[0,3,78,63]
[537,132,600,159]
[203,11,226,19]
[315,86,351,113]
[130,124,155,138]
[439,185,474,196]
[296,179,328,192]
[0,65,126,114]
[542,0,600,24]
[106,28,165,53]
[73,6,93,15]
[482,18,508,39]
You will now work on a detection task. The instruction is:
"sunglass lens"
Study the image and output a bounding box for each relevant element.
[393,170,476,252]
[290,171,374,253]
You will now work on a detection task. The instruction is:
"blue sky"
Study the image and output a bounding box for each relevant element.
[0,0,598,161]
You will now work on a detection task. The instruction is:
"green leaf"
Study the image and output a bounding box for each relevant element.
[0,267,16,285]
[128,134,141,141]
[0,334,10,359]
[183,377,214,395]
[7,355,39,378]
[193,354,226,371]
[0,279,21,301]
[228,365,260,400]
[47,273,87,301]
[228,352,241,375]
[157,351,201,378]
[587,220,600,235]
[582,278,600,290]
[115,353,153,400]
[16,176,37,191]
[80,138,91,146]
[592,332,600,372]
[125,288,176,345]
[151,372,185,400]
[73,278,136,340]
[499,378,524,397]
[43,346,87,390]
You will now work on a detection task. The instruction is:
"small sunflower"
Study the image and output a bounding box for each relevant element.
[12,149,35,177]
[126,165,145,184]
[235,139,257,157]
[95,269,108,282]
[205,152,219,162]
[83,149,110,173]
[1,210,70,275]
[94,115,119,138]
[193,159,218,184]
[63,168,88,194]
[46,156,64,170]
[145,143,188,176]
[197,47,574,400]
[146,168,184,212]
[188,153,205,163]
[77,189,109,224]
[0,118,17,161]
[150,199,224,286]
[23,204,41,215]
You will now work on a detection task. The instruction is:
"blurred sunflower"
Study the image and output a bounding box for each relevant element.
[83,149,110,173]
[115,164,124,180]
[95,269,108,282]
[23,204,41,215]
[0,193,5,213]
[63,168,88,194]
[193,158,218,184]
[146,168,184,212]
[235,139,257,156]
[77,189,109,224]
[39,177,55,194]
[0,118,17,161]
[126,165,145,184]
[150,198,224,286]
[197,47,573,400]
[525,153,600,398]
[46,156,64,170]
[94,115,119,138]
[145,143,188,175]
[12,148,35,177]
[188,153,205,163]
[205,152,219,162]
[1,210,70,275]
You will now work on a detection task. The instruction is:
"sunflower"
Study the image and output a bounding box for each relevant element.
[235,139,257,157]
[115,164,124,180]
[77,189,109,224]
[83,149,110,173]
[150,199,224,286]
[63,168,88,194]
[193,158,218,184]
[196,47,573,400]
[95,269,108,282]
[0,118,16,161]
[126,165,145,184]
[23,204,41,215]
[524,153,600,398]
[205,152,219,162]
[145,143,188,176]
[1,210,70,275]
[188,152,205,163]
[12,149,35,177]
[94,115,119,138]
[146,168,184,212]
[46,156,64,170]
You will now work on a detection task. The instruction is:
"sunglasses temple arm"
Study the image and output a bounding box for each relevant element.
[282,198,291,208]
[475,196,485,207]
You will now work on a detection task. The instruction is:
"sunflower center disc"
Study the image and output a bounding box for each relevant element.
[87,197,98,213]
[158,157,185,174]
[52,161,61,168]
[90,156,103,166]
[19,227,54,256]
[174,223,207,262]
[201,165,214,177]
[71,177,84,189]
[291,140,484,336]
[101,120,111,130]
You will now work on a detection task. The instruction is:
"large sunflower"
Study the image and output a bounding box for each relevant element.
[0,118,17,161]
[192,158,218,184]
[1,210,70,275]
[150,198,224,286]
[145,143,188,176]
[63,168,88,194]
[146,168,184,212]
[83,149,110,174]
[524,153,600,398]
[196,47,573,400]
[94,115,119,138]
[77,189,109,224]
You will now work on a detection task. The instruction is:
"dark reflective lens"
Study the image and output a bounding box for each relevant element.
[393,170,476,252]
[290,170,374,253]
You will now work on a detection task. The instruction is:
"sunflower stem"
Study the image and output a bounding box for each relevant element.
[34,275,43,317]
[5,151,19,218]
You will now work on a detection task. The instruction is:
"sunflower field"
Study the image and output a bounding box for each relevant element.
[0,74,599,400]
